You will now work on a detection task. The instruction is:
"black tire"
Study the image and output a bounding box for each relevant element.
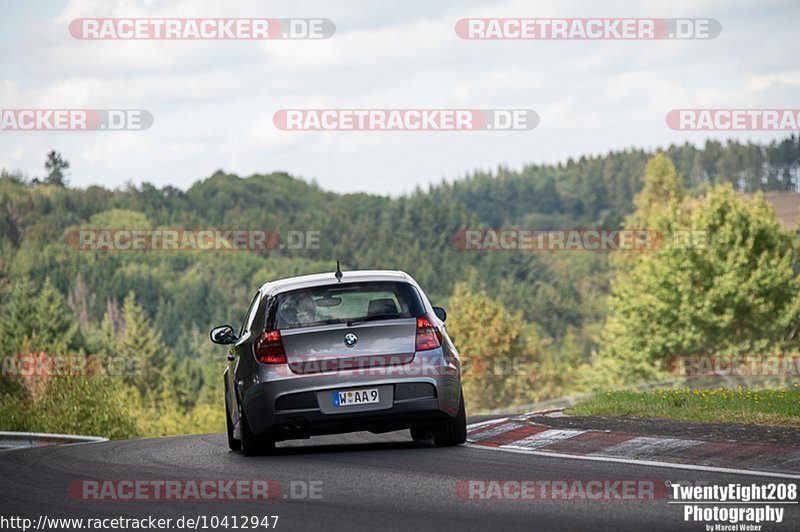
[225,396,241,451]
[410,426,434,442]
[240,405,275,456]
[433,393,467,447]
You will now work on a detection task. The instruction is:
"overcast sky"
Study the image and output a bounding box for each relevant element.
[0,0,798,195]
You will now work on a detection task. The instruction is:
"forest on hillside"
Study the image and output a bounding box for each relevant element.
[1,136,799,437]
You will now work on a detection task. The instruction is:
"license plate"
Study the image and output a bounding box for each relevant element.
[333,388,379,407]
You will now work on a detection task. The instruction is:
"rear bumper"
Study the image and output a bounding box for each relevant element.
[239,351,460,440]
[271,396,442,440]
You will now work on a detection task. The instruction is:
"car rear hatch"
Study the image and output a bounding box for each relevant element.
[281,319,417,374]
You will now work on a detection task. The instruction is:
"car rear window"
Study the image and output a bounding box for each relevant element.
[273,281,425,330]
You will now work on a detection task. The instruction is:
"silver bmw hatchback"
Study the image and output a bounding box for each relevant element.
[211,268,466,455]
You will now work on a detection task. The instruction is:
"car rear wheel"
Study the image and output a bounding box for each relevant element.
[225,396,241,451]
[240,405,275,456]
[433,393,467,447]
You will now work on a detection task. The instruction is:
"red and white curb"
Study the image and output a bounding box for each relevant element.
[467,415,800,480]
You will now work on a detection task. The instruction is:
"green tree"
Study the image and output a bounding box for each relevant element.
[117,292,173,396]
[44,151,69,186]
[31,278,78,355]
[630,152,684,228]
[600,184,800,385]
[0,279,37,356]
[0,278,77,356]
[446,281,538,409]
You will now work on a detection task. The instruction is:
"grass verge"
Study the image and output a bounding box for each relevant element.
[567,386,800,427]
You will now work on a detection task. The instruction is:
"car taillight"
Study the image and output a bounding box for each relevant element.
[254,330,287,364]
[415,315,442,351]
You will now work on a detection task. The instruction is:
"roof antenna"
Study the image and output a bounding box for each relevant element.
[335,260,343,282]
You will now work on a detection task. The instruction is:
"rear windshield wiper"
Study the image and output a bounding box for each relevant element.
[346,314,402,327]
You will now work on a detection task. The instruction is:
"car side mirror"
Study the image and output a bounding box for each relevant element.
[210,324,238,345]
[432,306,447,322]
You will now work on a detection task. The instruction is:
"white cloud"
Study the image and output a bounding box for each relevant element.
[0,0,798,194]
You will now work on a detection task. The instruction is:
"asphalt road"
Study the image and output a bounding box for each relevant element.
[0,427,797,532]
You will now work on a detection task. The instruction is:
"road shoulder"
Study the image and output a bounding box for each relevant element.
[467,411,800,477]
